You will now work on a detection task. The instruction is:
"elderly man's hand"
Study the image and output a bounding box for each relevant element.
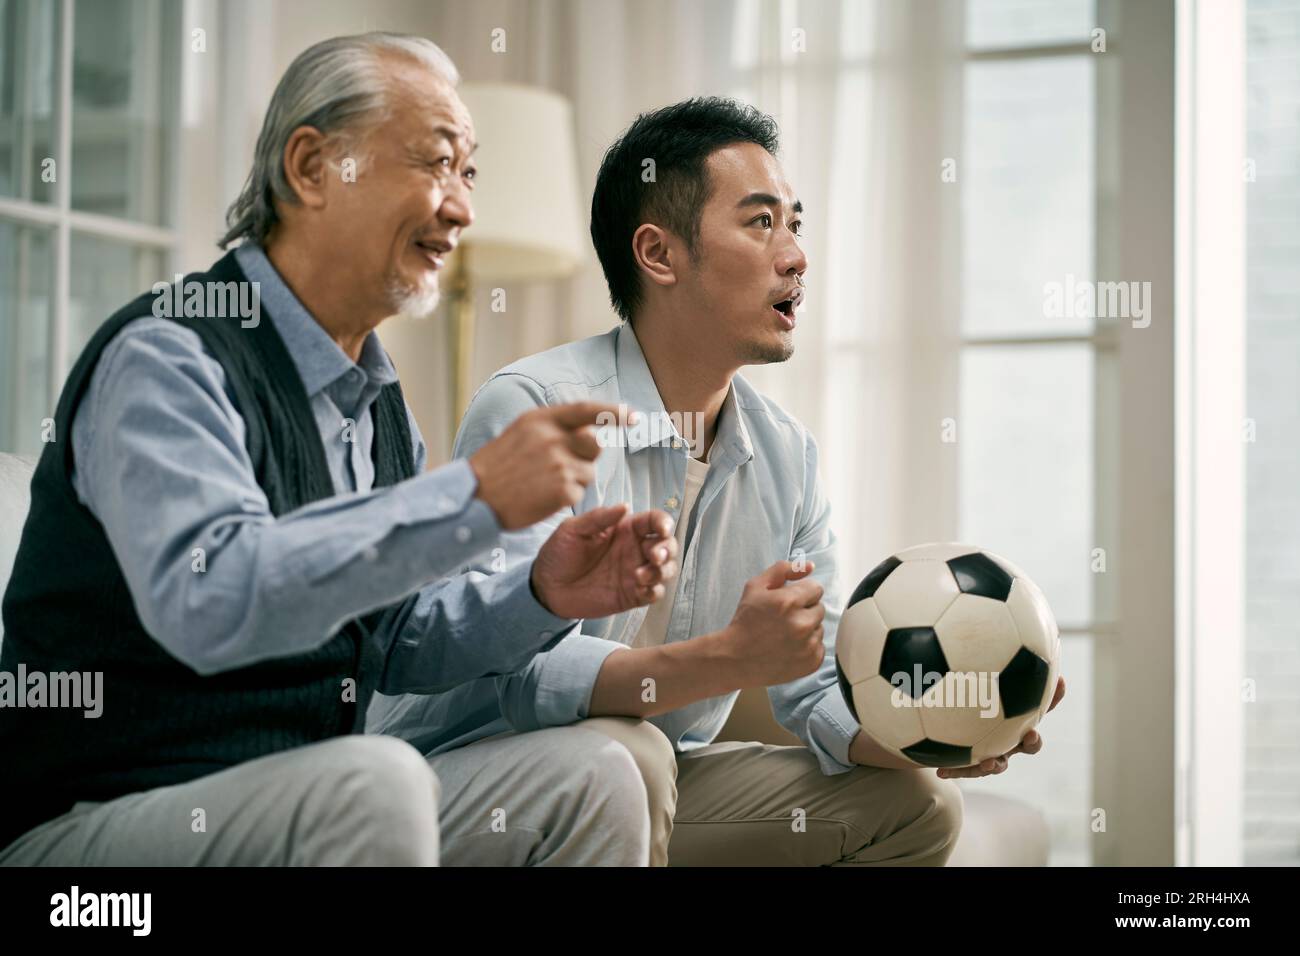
[469,402,635,531]
[935,676,1066,780]
[529,505,678,620]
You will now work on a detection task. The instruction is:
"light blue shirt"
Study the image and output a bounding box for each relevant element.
[368,322,862,774]
[68,242,574,689]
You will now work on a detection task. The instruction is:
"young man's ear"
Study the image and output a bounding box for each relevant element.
[631,223,678,290]
[280,126,333,211]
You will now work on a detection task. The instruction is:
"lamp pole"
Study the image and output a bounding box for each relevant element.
[447,245,474,443]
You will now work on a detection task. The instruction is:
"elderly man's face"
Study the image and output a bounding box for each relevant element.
[323,57,476,318]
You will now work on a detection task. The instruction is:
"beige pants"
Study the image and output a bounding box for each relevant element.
[576,717,964,867]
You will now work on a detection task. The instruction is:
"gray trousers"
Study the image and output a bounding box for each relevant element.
[0,726,653,867]
[429,717,655,866]
[0,736,443,865]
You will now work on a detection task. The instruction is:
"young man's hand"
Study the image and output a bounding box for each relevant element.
[715,560,826,688]
[530,505,678,620]
[936,676,1067,779]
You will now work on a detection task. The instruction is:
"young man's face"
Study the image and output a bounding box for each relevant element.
[680,142,807,365]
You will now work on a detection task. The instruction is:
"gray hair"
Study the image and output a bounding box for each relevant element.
[219,32,459,249]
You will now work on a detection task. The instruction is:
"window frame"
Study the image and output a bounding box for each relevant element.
[0,0,183,415]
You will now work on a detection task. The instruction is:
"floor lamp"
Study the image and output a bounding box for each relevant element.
[444,83,586,441]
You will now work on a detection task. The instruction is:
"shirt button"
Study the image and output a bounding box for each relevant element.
[540,630,552,640]
[362,546,379,562]
[454,526,472,544]
[665,496,680,510]
[671,439,682,450]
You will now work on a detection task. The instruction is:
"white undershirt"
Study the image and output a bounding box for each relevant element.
[629,451,710,649]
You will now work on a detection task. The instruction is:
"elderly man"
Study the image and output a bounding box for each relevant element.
[0,32,677,867]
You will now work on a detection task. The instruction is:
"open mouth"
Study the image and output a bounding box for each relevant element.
[414,239,452,269]
[772,287,803,327]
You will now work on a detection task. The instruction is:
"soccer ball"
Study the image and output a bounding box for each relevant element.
[834,542,1060,769]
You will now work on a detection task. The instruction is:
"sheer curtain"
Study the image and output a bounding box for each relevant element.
[421,0,962,584]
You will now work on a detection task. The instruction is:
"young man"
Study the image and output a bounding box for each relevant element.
[369,97,1065,866]
[0,33,677,867]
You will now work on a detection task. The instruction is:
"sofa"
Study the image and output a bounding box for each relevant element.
[0,451,1048,865]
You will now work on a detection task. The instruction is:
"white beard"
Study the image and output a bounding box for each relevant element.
[387,273,442,320]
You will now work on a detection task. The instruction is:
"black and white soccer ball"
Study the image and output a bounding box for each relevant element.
[835,543,1060,769]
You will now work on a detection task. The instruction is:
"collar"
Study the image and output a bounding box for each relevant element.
[233,243,398,399]
[615,322,754,466]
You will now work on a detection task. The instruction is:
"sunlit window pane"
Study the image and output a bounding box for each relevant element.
[958,344,1094,626]
[67,231,165,361]
[0,0,58,205]
[0,220,52,453]
[70,0,177,224]
[963,56,1095,337]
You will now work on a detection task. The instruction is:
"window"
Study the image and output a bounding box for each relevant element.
[956,0,1105,868]
[0,0,180,455]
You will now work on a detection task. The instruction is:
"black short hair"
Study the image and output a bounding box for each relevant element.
[589,97,780,321]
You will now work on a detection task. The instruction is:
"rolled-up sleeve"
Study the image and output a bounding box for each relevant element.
[766,430,862,775]
[494,632,627,731]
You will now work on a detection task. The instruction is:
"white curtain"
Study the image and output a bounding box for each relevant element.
[408,0,967,580]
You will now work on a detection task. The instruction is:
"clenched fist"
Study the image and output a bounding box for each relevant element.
[718,560,826,688]
[468,402,635,530]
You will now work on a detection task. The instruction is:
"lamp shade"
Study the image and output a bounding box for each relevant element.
[453,82,585,281]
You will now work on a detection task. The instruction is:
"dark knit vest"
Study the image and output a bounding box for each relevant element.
[0,249,415,850]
